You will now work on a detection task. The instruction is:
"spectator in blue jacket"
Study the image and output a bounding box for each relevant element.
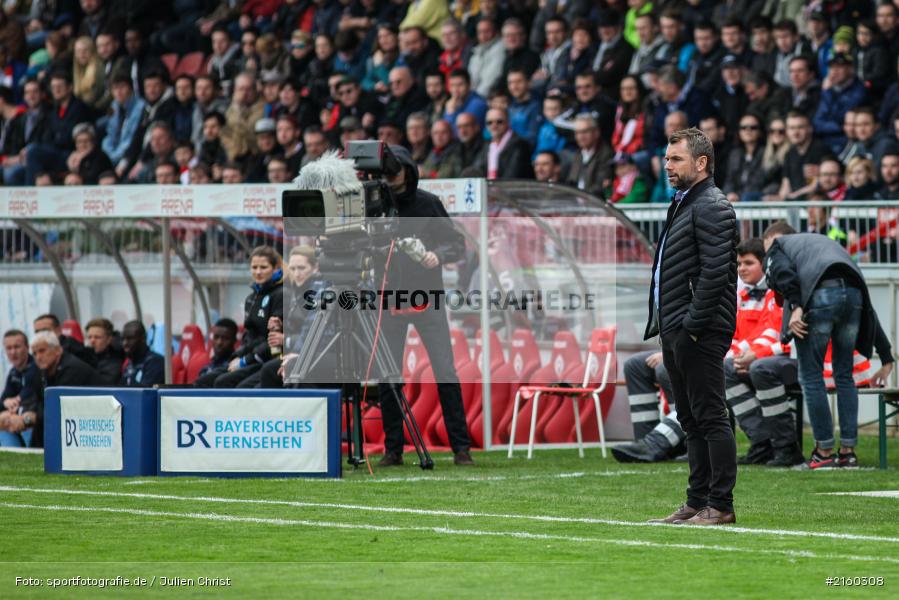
[442,69,487,131]
[507,68,543,148]
[102,74,146,175]
[24,70,91,185]
[814,53,867,154]
[534,93,569,159]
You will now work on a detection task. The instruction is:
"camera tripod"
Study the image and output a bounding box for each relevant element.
[285,250,434,470]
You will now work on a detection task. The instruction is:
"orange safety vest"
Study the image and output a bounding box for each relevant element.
[728,286,789,359]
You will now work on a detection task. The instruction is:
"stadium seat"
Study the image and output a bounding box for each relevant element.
[509,327,616,459]
[174,51,206,77]
[178,324,206,366]
[61,319,83,344]
[473,329,505,372]
[161,53,178,79]
[172,354,186,385]
[185,351,211,384]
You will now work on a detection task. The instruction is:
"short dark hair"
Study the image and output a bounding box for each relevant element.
[722,17,744,31]
[123,320,147,338]
[736,237,765,262]
[111,73,132,87]
[763,221,797,239]
[774,19,798,35]
[204,110,226,126]
[214,318,238,339]
[155,160,178,174]
[786,110,810,123]
[0,86,14,105]
[536,150,560,165]
[3,329,28,344]
[34,314,60,327]
[49,70,72,85]
[694,20,717,33]
[819,155,843,174]
[749,15,773,30]
[85,318,114,335]
[854,105,876,120]
[668,127,715,175]
[448,69,470,84]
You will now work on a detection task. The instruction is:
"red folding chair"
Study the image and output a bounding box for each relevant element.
[61,320,84,344]
[509,327,616,459]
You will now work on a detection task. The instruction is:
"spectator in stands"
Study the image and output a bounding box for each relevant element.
[628,12,664,81]
[720,17,752,66]
[264,156,289,183]
[845,156,878,200]
[66,122,111,185]
[398,26,439,87]
[814,53,867,154]
[223,71,264,162]
[123,27,164,98]
[405,112,431,166]
[649,66,713,153]
[208,25,240,91]
[24,71,90,185]
[172,75,195,143]
[529,0,589,52]
[749,16,776,73]
[363,24,399,94]
[805,192,847,244]
[657,9,695,72]
[855,19,893,96]
[501,18,540,79]
[300,125,330,167]
[761,117,789,199]
[468,18,505,98]
[123,70,177,176]
[437,19,470,81]
[556,71,617,142]
[455,112,484,168]
[843,106,896,168]
[384,66,428,131]
[84,317,123,386]
[743,70,789,125]
[96,28,126,97]
[0,45,25,98]
[103,74,146,179]
[273,115,302,174]
[422,119,461,179]
[779,111,830,200]
[875,152,899,200]
[763,222,894,469]
[806,10,833,78]
[476,107,533,179]
[772,19,810,88]
[713,55,749,130]
[72,36,106,112]
[423,72,449,124]
[592,10,634,97]
[245,118,280,182]
[221,161,243,184]
[196,318,239,382]
[33,314,93,366]
[650,110,688,203]
[699,114,731,189]
[191,75,227,150]
[0,330,39,447]
[534,93,569,158]
[0,11,26,63]
[506,68,541,147]
[154,160,179,184]
[213,246,284,388]
[815,156,847,201]
[724,113,766,203]
[442,69,486,131]
[687,20,725,94]
[189,161,212,184]
[1,81,46,186]
[877,1,899,58]
[566,114,613,198]
[276,79,313,130]
[837,110,859,164]
[531,16,570,94]
[119,320,164,387]
[606,151,649,203]
[197,111,228,177]
[560,18,597,88]
[334,76,382,134]
[533,150,562,183]
[236,27,260,73]
[132,121,176,183]
[782,55,821,117]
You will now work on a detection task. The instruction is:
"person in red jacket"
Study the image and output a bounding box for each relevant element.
[724,238,804,467]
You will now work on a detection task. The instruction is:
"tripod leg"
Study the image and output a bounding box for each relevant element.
[387,383,434,470]
[351,386,365,465]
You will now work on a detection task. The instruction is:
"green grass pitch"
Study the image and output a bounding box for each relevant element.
[1,433,897,598]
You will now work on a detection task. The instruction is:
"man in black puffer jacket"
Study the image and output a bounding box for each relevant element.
[644,128,740,526]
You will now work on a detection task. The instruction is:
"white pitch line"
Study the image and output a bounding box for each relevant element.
[2,501,897,566]
[821,491,899,498]
[2,485,897,545]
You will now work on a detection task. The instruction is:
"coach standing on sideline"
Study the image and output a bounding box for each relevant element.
[645,128,740,526]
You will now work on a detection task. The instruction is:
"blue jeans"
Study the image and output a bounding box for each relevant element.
[795,285,863,449]
[25,143,68,185]
[0,429,33,447]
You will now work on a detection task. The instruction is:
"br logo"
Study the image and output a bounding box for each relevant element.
[177,420,211,448]
[65,419,78,446]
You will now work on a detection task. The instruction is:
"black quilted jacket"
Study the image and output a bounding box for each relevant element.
[644,176,739,340]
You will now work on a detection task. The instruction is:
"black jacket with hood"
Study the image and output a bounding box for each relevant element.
[239,271,284,366]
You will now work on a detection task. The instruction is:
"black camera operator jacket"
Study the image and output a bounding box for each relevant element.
[387,146,465,297]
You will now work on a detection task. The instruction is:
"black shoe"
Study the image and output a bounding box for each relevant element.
[611,439,671,463]
[377,452,404,467]
[453,450,475,466]
[766,445,805,467]
[737,441,774,465]
[836,450,859,469]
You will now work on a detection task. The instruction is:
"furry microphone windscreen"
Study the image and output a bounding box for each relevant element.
[293,150,361,191]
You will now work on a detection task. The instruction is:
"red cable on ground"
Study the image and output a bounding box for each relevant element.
[360,239,396,476]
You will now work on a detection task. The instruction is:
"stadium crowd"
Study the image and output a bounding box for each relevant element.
[0,0,898,209]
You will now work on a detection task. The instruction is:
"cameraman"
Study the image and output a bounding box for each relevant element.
[377,145,474,467]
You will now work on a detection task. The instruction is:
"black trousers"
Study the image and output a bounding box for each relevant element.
[378,308,471,454]
[662,328,737,513]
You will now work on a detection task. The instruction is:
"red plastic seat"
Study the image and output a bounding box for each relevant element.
[178,324,206,365]
[61,320,83,344]
[175,51,206,77]
[172,354,186,385]
[161,53,178,79]
[185,351,211,384]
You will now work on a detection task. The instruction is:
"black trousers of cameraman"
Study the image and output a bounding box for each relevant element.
[378,308,471,455]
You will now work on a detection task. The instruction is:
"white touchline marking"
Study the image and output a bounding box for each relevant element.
[2,485,897,544]
[1,501,897,566]
[821,491,899,498]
